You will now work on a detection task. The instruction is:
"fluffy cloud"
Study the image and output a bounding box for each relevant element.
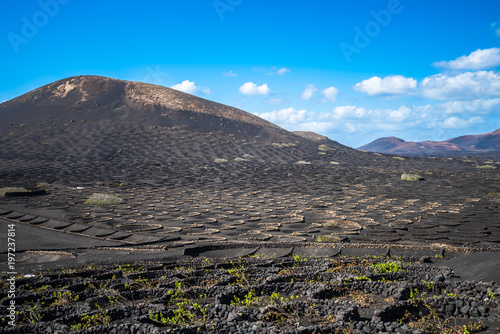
[331,105,367,120]
[442,117,483,129]
[276,67,290,75]
[265,67,291,76]
[171,80,210,94]
[301,84,317,100]
[438,98,500,114]
[353,75,417,96]
[321,87,340,102]
[432,48,500,70]
[239,82,270,96]
[258,107,307,124]
[421,71,500,100]
[388,106,412,122]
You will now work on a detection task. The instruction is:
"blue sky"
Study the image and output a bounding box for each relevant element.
[1,0,500,147]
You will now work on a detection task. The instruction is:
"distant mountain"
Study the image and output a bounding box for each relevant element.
[358,129,500,156]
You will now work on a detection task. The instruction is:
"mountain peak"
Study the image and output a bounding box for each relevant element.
[2,75,282,132]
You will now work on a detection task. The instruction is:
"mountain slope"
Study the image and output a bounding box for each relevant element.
[0,76,367,184]
[358,129,500,156]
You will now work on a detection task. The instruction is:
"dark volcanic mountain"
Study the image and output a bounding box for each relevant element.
[0,75,376,184]
[293,131,346,149]
[358,129,500,157]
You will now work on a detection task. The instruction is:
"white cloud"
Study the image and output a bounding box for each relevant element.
[331,105,367,120]
[276,67,290,75]
[438,98,500,114]
[265,67,291,76]
[223,71,238,77]
[442,116,483,129]
[301,84,317,100]
[321,86,340,102]
[239,82,270,96]
[258,107,307,124]
[421,71,500,100]
[388,106,412,122]
[432,48,500,70]
[353,75,417,96]
[171,80,210,95]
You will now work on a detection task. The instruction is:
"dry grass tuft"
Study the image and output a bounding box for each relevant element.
[85,193,124,205]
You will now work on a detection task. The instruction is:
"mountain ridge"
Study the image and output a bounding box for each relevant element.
[358,129,500,156]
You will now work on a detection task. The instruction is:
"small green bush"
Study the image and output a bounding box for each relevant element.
[36,183,50,189]
[392,156,405,161]
[214,158,228,163]
[0,187,29,196]
[477,165,495,169]
[487,193,500,197]
[272,143,283,148]
[371,261,402,274]
[401,173,423,181]
[85,193,124,206]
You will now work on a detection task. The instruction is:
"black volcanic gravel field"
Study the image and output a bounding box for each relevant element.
[1,161,500,333]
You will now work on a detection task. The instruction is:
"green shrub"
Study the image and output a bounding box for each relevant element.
[0,187,29,196]
[477,165,495,169]
[401,173,423,181]
[392,156,405,161]
[272,143,283,148]
[85,193,124,205]
[487,193,500,197]
[371,261,402,274]
[214,158,228,163]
